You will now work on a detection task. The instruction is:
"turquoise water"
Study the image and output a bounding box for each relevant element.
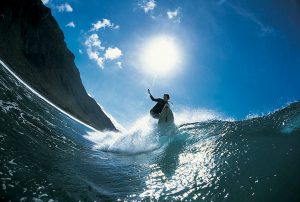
[0,62,300,201]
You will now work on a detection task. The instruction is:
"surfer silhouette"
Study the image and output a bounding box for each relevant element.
[148,89,170,119]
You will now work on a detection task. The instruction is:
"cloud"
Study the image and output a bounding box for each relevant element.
[57,3,73,12]
[66,21,75,28]
[167,8,181,22]
[79,49,83,54]
[86,49,104,69]
[84,34,122,69]
[84,34,105,69]
[90,19,119,31]
[87,49,104,68]
[84,18,122,69]
[84,34,105,50]
[167,9,179,19]
[140,0,156,13]
[104,47,122,60]
[229,4,274,35]
[116,62,122,68]
[42,0,49,5]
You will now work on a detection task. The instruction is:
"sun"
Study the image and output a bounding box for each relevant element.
[139,36,182,77]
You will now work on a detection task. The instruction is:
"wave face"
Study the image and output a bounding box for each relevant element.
[1,63,300,202]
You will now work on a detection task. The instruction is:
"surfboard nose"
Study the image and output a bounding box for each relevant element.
[158,103,174,125]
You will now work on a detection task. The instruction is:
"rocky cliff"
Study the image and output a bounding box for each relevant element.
[0,0,116,131]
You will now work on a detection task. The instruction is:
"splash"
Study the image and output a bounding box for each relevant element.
[85,115,162,154]
[84,108,225,154]
[173,107,230,125]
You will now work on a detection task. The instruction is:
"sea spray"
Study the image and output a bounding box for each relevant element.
[85,116,162,154]
[84,109,226,154]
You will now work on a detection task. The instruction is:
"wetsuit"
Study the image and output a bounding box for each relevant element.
[149,94,167,119]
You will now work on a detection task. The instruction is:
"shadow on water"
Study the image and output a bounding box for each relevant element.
[157,132,188,179]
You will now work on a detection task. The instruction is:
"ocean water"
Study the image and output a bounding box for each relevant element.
[0,61,300,202]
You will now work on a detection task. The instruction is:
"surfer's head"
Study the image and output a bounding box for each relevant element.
[163,94,170,101]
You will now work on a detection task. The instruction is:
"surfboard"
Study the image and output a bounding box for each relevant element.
[158,103,174,125]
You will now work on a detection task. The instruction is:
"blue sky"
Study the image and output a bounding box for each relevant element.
[43,0,300,126]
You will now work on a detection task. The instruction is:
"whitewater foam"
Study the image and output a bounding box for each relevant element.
[84,108,224,154]
[85,115,162,154]
[173,107,232,125]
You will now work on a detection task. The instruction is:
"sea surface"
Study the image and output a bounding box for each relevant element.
[0,61,300,201]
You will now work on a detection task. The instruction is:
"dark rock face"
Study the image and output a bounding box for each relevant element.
[0,0,116,131]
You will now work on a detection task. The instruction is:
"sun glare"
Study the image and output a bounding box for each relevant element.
[139,36,181,77]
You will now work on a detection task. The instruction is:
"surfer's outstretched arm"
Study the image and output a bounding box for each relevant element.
[148,89,160,102]
[150,94,160,102]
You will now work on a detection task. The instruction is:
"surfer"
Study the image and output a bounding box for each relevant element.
[148,89,170,119]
